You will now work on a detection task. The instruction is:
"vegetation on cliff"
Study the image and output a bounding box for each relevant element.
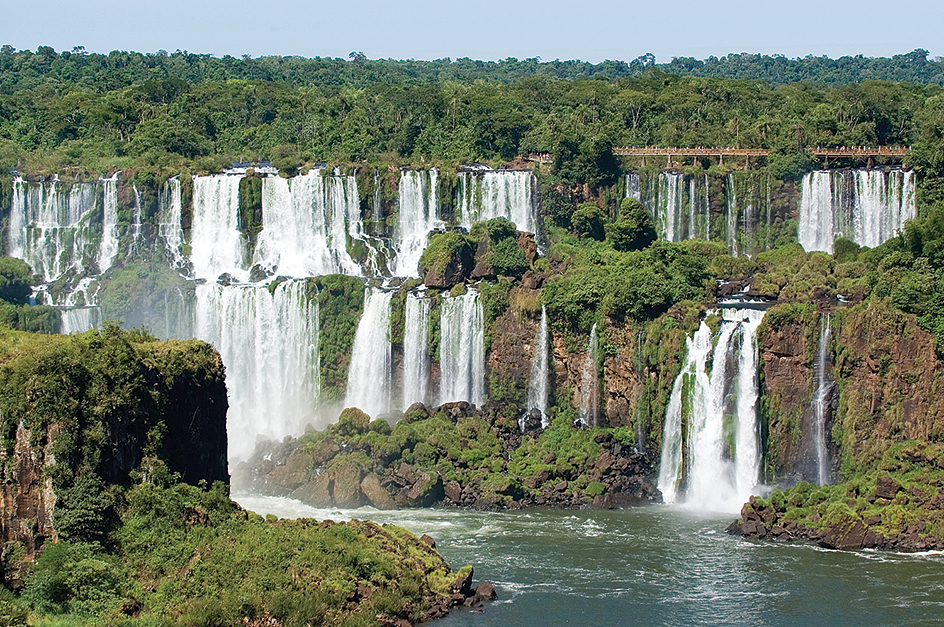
[0,326,465,626]
[731,442,944,551]
[237,404,658,511]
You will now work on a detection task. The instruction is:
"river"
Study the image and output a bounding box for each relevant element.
[235,495,944,626]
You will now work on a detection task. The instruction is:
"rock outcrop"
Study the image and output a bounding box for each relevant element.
[236,401,661,511]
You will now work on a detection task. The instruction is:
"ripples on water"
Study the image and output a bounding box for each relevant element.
[235,495,944,626]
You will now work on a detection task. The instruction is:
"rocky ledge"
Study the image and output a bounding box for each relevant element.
[234,402,661,511]
[727,442,944,552]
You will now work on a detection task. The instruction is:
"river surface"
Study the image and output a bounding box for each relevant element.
[236,495,944,626]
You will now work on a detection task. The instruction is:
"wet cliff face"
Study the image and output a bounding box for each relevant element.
[759,300,944,486]
[759,316,825,483]
[0,330,228,554]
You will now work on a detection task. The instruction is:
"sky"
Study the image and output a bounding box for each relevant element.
[1,0,941,64]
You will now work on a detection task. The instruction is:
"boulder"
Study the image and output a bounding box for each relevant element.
[332,462,365,508]
[360,473,395,510]
[875,475,902,500]
[291,473,332,507]
[444,480,462,504]
[473,581,497,602]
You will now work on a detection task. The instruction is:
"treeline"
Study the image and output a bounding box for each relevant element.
[3,61,944,192]
[1,46,942,94]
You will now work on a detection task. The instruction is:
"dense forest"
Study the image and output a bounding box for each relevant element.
[1,46,944,197]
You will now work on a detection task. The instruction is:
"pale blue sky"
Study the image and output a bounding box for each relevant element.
[2,0,940,63]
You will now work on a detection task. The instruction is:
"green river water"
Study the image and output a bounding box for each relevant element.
[236,495,944,626]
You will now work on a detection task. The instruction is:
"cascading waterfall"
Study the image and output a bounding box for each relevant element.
[253,169,363,278]
[632,172,710,243]
[852,169,916,248]
[8,178,100,281]
[402,292,431,408]
[579,323,599,427]
[798,171,836,253]
[657,321,713,504]
[439,291,485,406]
[798,169,916,253]
[57,276,101,333]
[195,279,319,461]
[658,308,765,511]
[813,314,833,486]
[725,174,740,256]
[158,177,185,268]
[60,307,102,334]
[527,306,550,426]
[457,170,539,236]
[98,176,119,273]
[393,169,440,277]
[346,288,393,418]
[658,173,686,242]
[190,174,247,281]
[131,184,143,254]
[625,172,642,202]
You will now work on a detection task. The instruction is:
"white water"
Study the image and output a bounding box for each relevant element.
[195,279,320,461]
[813,314,833,486]
[59,306,101,334]
[402,292,431,409]
[457,170,539,236]
[798,170,916,253]
[528,306,551,426]
[579,323,599,427]
[439,291,485,406]
[131,184,143,255]
[98,176,119,273]
[190,175,247,281]
[158,177,185,268]
[8,178,99,281]
[657,321,714,503]
[393,169,441,277]
[253,169,363,279]
[658,308,765,512]
[346,288,393,418]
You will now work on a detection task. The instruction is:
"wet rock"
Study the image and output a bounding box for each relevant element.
[444,480,462,504]
[360,473,396,510]
[291,473,332,507]
[420,534,436,548]
[332,461,365,508]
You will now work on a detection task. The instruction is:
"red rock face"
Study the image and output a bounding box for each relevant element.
[0,422,59,557]
[760,301,944,480]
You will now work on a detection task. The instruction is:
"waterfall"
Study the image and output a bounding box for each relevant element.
[457,170,538,236]
[579,323,599,427]
[393,169,440,277]
[852,169,917,248]
[402,292,431,409]
[158,177,185,268]
[658,173,686,242]
[657,321,713,503]
[59,306,101,334]
[97,176,119,273]
[813,314,833,485]
[725,173,739,255]
[658,308,765,511]
[131,184,143,255]
[625,173,641,201]
[439,290,485,406]
[190,174,247,281]
[253,169,363,279]
[527,306,550,426]
[799,169,916,253]
[195,279,320,461]
[346,288,393,418]
[8,178,99,281]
